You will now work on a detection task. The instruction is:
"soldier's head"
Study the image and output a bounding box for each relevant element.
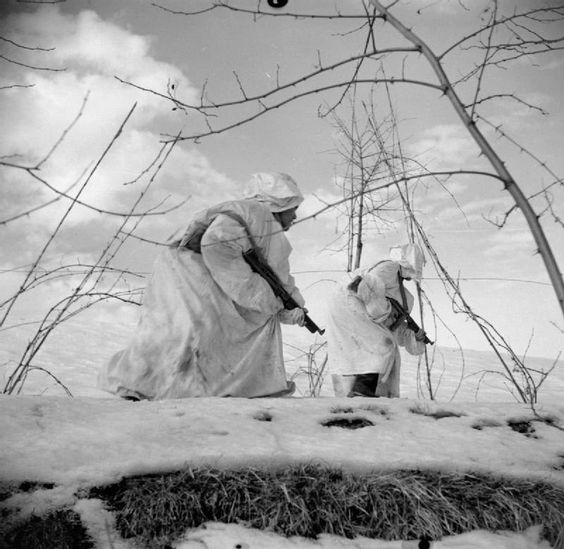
[244,172,304,231]
[389,243,425,282]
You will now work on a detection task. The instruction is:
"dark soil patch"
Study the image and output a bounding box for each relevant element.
[321,416,374,429]
[253,410,273,422]
[1,509,94,549]
[18,481,56,493]
[0,481,56,503]
[508,419,538,438]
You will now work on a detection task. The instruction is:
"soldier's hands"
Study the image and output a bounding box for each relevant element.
[414,328,426,342]
[279,307,305,326]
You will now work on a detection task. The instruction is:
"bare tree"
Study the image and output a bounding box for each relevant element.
[343,79,557,402]
[331,93,399,272]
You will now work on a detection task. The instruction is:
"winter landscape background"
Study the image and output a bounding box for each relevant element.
[2,0,564,546]
[1,316,563,404]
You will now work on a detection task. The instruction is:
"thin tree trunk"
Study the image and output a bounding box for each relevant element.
[354,168,365,270]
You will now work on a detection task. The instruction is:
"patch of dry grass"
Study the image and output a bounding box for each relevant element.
[91,464,564,549]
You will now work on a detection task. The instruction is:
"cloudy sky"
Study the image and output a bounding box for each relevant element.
[1,0,563,361]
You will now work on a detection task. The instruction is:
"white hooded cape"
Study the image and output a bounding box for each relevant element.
[98,199,304,399]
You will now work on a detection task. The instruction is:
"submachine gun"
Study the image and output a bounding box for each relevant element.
[243,248,325,336]
[388,297,433,345]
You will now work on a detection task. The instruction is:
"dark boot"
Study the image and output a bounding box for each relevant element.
[347,373,380,397]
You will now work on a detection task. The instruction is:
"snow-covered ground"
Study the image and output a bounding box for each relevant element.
[1,316,562,404]
[1,317,563,548]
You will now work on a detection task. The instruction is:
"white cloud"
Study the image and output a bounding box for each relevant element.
[483,228,536,258]
[298,188,344,221]
[3,8,191,91]
[0,6,198,149]
[423,194,513,229]
[0,5,236,262]
[407,124,484,171]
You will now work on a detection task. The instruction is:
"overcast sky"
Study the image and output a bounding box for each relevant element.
[1,0,563,360]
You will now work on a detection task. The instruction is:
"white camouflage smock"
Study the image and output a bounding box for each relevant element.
[327,260,425,398]
[97,198,305,399]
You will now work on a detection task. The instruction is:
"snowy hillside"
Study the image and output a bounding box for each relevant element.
[1,317,563,548]
[1,316,561,404]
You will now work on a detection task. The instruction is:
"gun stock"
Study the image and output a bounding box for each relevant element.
[242,249,325,335]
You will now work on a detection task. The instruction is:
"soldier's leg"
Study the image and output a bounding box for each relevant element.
[347,373,380,397]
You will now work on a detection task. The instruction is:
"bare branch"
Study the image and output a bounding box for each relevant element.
[465,92,548,115]
[0,103,138,329]
[163,78,442,142]
[152,2,373,20]
[0,177,82,225]
[115,45,422,116]
[0,35,54,51]
[23,366,73,397]
[232,70,248,100]
[469,2,497,120]
[0,53,65,72]
[0,83,35,91]
[439,6,564,60]
[15,0,66,3]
